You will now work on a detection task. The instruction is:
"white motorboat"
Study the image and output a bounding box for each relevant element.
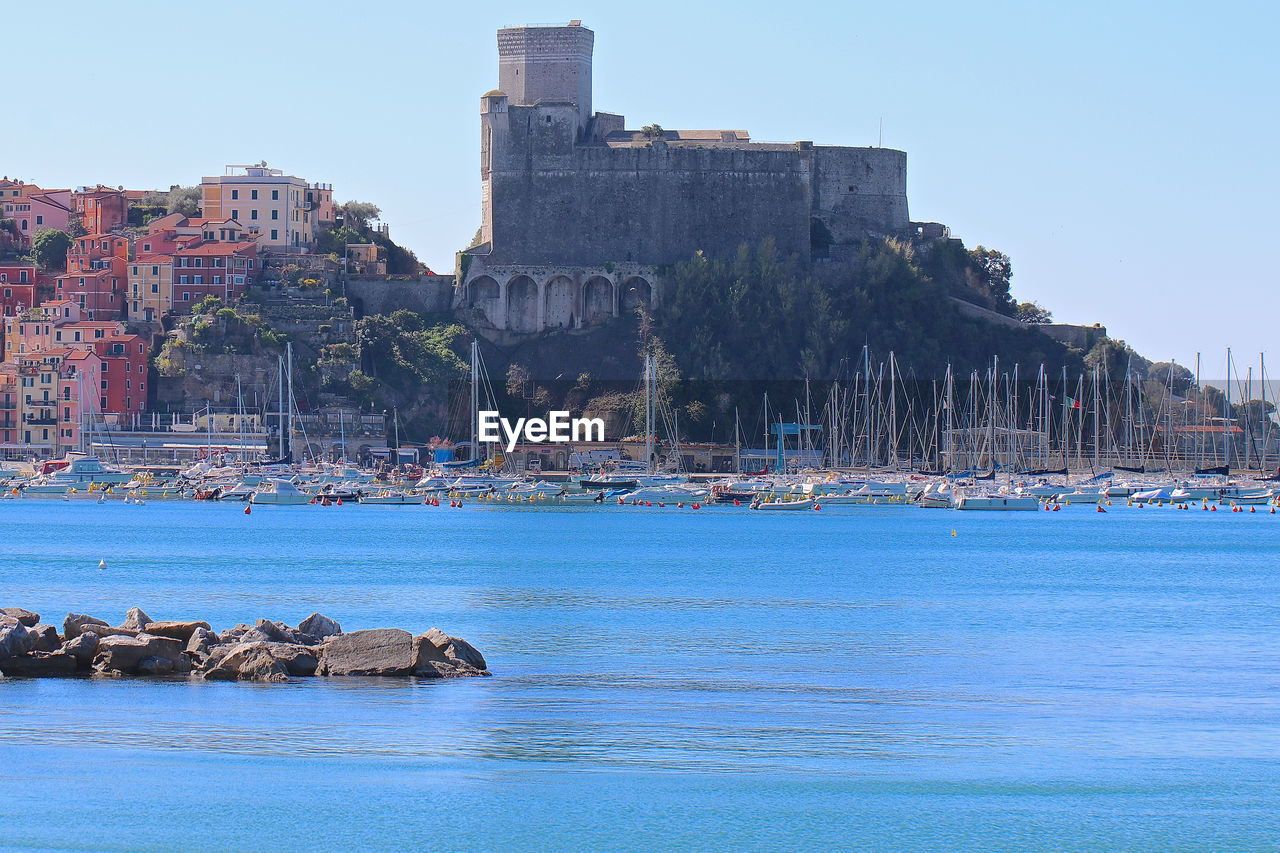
[1058,490,1106,505]
[249,478,313,506]
[954,494,1040,511]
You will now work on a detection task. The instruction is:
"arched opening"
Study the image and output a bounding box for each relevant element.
[506,275,538,333]
[583,276,613,324]
[544,275,575,329]
[620,276,652,313]
[467,275,501,326]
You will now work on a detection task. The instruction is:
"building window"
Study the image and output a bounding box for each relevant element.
[143,244,151,252]
[272,189,279,200]
[271,209,279,220]
[182,293,190,301]
[151,283,158,294]
[271,230,278,241]
[151,266,158,276]
[251,210,258,220]
[101,379,108,390]
[231,210,238,220]
[194,276,202,284]
[35,215,42,225]
[251,190,258,200]
[132,266,138,275]
[100,397,106,410]
[231,190,238,200]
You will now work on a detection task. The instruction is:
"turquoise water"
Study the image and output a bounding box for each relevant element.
[2,499,1279,850]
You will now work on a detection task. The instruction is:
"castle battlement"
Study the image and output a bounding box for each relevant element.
[462,21,913,335]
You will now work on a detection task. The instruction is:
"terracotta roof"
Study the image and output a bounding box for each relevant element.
[174,241,257,256]
[134,254,171,264]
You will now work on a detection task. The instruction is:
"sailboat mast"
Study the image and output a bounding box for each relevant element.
[470,340,479,461]
[277,355,284,459]
[286,341,294,462]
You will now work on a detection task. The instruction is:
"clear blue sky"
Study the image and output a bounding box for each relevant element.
[7,0,1276,380]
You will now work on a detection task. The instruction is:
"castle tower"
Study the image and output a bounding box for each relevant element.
[497,21,593,131]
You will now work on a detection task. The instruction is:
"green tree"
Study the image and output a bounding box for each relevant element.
[65,216,87,238]
[32,229,71,270]
[166,185,202,217]
[340,201,381,230]
[1016,301,1053,324]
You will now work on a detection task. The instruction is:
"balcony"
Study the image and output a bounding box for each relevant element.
[24,415,57,426]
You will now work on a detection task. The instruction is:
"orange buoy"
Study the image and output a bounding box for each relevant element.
[1052,504,1060,512]
[1044,505,1050,512]
[813,503,821,511]
[1211,505,1217,512]
[676,502,683,508]
[336,498,343,506]
[1096,505,1106,513]
[692,503,701,509]
[1250,506,1256,513]
[645,501,652,507]
[309,498,316,505]
[733,499,741,506]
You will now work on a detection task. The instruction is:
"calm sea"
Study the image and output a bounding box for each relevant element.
[2,498,1279,851]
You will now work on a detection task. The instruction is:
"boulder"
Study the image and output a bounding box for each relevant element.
[297,613,342,640]
[28,624,61,653]
[0,651,78,677]
[63,613,109,639]
[121,607,153,632]
[80,623,139,639]
[0,618,34,660]
[137,656,176,676]
[1,607,40,627]
[61,633,99,667]
[252,619,312,646]
[263,643,319,676]
[421,627,488,672]
[201,642,288,683]
[317,628,418,676]
[218,624,252,645]
[144,620,212,643]
[185,627,218,657]
[93,633,184,675]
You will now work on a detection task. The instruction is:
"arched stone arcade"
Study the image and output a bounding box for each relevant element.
[506,275,539,333]
[544,275,576,329]
[620,276,652,313]
[583,276,614,324]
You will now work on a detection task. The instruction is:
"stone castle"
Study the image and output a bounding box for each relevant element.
[457,21,923,335]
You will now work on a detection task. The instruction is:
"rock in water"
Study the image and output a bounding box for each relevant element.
[93,634,185,675]
[122,607,153,632]
[0,651,78,677]
[0,617,35,660]
[318,628,418,676]
[137,656,176,676]
[202,642,289,683]
[144,621,213,643]
[63,613,110,639]
[297,613,342,641]
[61,633,99,667]
[421,627,489,671]
[185,627,218,658]
[1,607,40,627]
[28,624,61,653]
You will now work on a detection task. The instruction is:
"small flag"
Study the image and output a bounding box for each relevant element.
[1066,396,1082,409]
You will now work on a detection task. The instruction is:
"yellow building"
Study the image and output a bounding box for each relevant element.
[201,163,321,252]
[129,257,173,322]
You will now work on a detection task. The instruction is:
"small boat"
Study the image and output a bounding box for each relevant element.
[359,491,426,505]
[249,479,313,506]
[749,497,815,511]
[954,494,1039,511]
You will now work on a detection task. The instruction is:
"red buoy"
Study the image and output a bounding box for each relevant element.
[244,505,252,515]
[813,503,821,511]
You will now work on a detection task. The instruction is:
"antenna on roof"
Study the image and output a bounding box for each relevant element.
[878,118,883,148]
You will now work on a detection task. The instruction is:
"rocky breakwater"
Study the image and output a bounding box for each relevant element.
[0,606,489,683]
